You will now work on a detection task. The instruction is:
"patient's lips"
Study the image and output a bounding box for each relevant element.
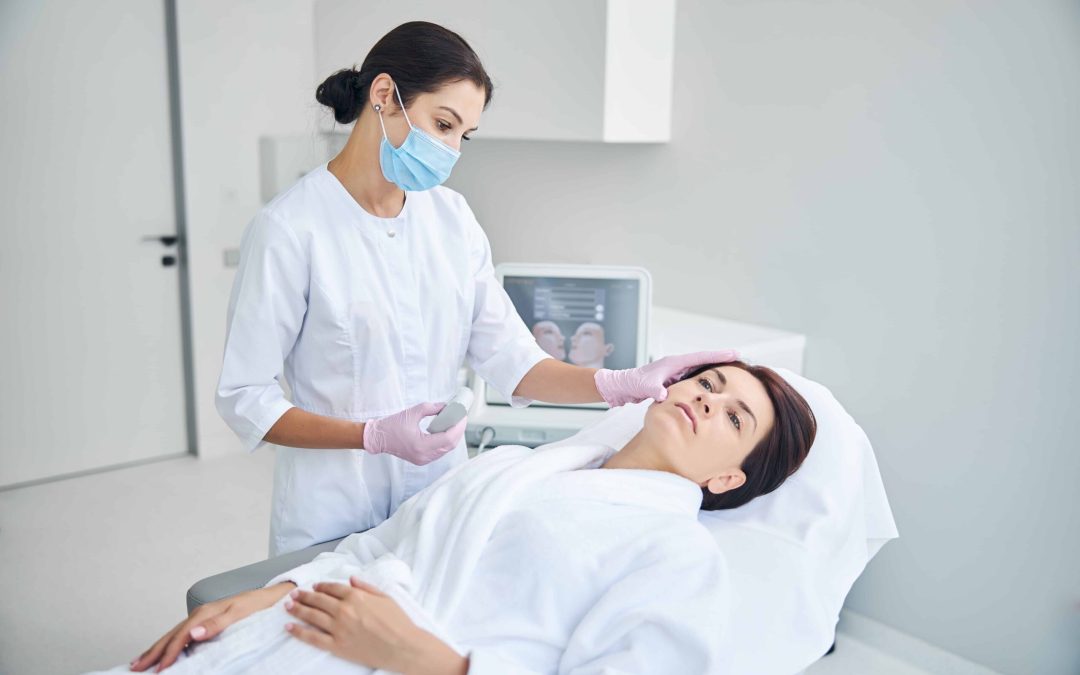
[675,402,697,433]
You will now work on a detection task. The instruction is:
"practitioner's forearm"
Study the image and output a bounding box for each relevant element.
[263,407,365,450]
[512,358,604,404]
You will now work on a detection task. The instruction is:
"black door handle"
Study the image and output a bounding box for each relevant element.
[162,255,177,267]
[142,235,180,246]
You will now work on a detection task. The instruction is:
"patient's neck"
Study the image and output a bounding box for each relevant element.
[601,430,672,472]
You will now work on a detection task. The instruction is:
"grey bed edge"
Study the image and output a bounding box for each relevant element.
[186,536,346,614]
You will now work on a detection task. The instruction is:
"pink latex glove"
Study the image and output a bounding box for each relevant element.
[594,349,740,407]
[362,402,467,466]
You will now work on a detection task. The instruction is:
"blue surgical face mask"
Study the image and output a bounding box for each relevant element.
[375,84,461,191]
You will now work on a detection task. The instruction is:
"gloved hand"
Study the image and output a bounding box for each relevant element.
[362,402,467,466]
[594,349,740,407]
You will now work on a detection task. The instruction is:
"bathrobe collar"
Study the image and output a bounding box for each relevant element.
[531,444,704,517]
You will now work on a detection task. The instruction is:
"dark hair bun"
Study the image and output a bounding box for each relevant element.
[316,68,365,124]
[315,22,494,128]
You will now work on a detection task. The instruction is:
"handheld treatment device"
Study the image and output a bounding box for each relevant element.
[428,387,474,433]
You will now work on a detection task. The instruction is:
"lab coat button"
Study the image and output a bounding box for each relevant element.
[387,229,396,238]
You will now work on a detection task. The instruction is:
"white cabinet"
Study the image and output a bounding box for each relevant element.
[313,0,677,142]
[651,306,807,375]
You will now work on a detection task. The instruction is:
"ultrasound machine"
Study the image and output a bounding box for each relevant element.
[463,263,652,450]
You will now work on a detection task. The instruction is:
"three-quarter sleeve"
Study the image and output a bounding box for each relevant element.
[463,218,550,408]
[215,209,309,452]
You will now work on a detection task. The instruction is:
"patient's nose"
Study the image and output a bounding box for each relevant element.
[697,391,732,416]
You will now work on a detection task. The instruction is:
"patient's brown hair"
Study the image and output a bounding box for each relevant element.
[684,361,817,510]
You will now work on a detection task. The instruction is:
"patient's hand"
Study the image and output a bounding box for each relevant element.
[129,581,295,672]
[285,577,468,675]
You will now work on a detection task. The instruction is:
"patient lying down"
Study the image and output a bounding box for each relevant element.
[110,361,815,675]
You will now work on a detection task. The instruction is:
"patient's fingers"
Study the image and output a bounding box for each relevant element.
[298,585,345,609]
[286,599,334,633]
[349,577,386,596]
[312,582,354,599]
[157,625,195,672]
[192,609,233,641]
[131,601,227,671]
[285,622,333,651]
[131,621,184,671]
[158,609,225,672]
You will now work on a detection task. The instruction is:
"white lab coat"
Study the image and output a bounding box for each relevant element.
[215,164,550,556]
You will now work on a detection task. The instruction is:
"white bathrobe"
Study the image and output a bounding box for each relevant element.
[91,443,728,674]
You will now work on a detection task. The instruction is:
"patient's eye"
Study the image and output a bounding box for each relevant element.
[728,411,741,431]
[697,376,713,392]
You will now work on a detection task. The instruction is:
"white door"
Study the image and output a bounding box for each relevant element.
[0,0,189,488]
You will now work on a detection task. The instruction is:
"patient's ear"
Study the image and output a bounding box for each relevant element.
[705,471,745,495]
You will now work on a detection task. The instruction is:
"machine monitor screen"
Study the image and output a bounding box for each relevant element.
[487,265,651,408]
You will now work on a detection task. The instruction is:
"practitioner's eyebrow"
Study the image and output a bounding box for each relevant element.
[438,105,479,132]
[709,369,758,433]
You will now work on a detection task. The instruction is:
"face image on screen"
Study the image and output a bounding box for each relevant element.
[504,276,641,371]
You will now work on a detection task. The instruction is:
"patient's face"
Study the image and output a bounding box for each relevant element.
[643,365,775,494]
[531,321,566,360]
[568,322,614,368]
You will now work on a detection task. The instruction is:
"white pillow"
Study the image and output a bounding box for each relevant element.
[554,367,898,675]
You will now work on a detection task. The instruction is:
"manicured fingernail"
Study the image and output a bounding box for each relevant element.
[289,588,299,598]
[285,600,294,610]
[190,625,206,639]
[285,623,294,631]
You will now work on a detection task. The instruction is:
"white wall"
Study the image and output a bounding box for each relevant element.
[176,1,1080,673]
[176,0,322,459]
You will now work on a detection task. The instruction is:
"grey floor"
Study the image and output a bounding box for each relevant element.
[0,450,927,675]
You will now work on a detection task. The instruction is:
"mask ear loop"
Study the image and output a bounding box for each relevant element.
[392,83,415,130]
[373,103,391,140]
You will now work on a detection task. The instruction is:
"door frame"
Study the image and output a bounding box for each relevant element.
[165,0,199,458]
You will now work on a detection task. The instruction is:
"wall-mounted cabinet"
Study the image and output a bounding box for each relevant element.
[314,0,676,142]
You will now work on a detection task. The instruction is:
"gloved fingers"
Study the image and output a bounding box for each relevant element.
[412,445,457,467]
[665,349,740,370]
[659,350,741,386]
[440,417,468,446]
[409,417,467,464]
[716,348,740,362]
[410,401,446,419]
[662,367,692,387]
[422,416,467,449]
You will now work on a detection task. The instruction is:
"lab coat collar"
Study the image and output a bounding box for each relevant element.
[318,162,413,225]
